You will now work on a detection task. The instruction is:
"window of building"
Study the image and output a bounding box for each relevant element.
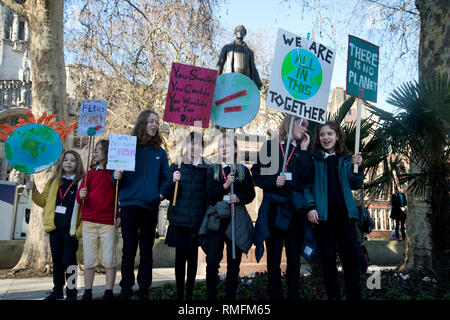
[18,21,25,40]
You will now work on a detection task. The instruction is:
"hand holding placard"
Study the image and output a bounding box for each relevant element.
[107,134,137,226]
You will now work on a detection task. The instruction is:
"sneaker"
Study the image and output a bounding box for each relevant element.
[44,290,63,300]
[82,291,93,300]
[102,290,114,300]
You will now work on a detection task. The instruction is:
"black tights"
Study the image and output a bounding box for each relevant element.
[175,246,199,300]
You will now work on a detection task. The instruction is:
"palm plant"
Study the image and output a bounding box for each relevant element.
[365,74,450,282]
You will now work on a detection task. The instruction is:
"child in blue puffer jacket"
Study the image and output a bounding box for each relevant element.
[305,121,364,300]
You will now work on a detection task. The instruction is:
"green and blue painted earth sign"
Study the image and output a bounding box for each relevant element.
[281,48,322,100]
[4,124,63,173]
[211,73,260,129]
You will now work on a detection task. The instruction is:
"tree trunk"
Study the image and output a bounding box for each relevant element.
[399,163,432,273]
[405,0,450,279]
[416,0,450,81]
[0,0,67,272]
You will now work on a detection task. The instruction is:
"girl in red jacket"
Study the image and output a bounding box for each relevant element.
[76,139,120,300]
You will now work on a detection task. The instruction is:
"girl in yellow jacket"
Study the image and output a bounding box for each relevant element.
[26,150,85,300]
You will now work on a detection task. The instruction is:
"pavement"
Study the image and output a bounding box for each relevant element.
[0,265,395,300]
[0,268,188,300]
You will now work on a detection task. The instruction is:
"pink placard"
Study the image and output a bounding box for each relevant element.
[163,63,218,128]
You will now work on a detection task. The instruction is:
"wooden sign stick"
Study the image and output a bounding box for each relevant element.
[354,88,363,173]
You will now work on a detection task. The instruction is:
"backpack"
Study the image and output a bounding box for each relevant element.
[358,206,374,234]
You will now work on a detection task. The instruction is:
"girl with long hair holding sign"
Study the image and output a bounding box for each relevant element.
[252,115,314,300]
[199,133,255,301]
[77,139,120,300]
[26,150,85,300]
[113,109,169,300]
[161,132,210,300]
[306,121,363,300]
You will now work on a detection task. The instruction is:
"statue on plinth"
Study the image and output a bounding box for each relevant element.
[216,25,262,90]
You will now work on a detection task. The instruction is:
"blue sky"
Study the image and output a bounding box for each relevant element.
[216,0,418,113]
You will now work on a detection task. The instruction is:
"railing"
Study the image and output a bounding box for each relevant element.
[367,207,396,231]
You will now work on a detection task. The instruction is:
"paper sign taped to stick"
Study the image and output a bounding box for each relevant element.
[163,63,217,128]
[77,100,108,136]
[267,28,335,124]
[106,134,137,172]
[346,35,379,102]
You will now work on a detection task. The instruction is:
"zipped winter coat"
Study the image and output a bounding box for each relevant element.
[112,144,169,211]
[162,158,210,228]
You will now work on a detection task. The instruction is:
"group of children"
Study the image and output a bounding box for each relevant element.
[27,109,364,301]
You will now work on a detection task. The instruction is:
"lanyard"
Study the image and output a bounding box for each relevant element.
[59,181,75,205]
[279,140,296,169]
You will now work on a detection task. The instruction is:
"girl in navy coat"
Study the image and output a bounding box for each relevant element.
[306,121,363,300]
[113,109,169,300]
[162,132,209,300]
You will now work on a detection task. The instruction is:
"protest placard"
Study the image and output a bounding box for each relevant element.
[106,134,137,172]
[163,63,217,128]
[346,35,379,102]
[266,28,336,124]
[77,100,108,136]
[211,73,260,129]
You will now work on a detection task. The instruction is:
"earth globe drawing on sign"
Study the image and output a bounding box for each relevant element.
[211,73,260,129]
[5,124,63,174]
[281,48,322,100]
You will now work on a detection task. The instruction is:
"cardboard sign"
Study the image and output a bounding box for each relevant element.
[267,28,335,124]
[346,35,379,102]
[77,100,108,136]
[106,134,137,172]
[211,73,260,129]
[163,63,217,128]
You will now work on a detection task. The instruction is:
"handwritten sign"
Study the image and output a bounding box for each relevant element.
[346,35,379,102]
[267,29,335,124]
[163,63,217,128]
[106,134,137,172]
[77,100,108,136]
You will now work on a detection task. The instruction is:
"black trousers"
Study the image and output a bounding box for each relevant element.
[49,228,78,295]
[395,218,406,240]
[315,218,361,300]
[120,206,158,296]
[175,246,198,300]
[205,220,242,301]
[265,212,304,300]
